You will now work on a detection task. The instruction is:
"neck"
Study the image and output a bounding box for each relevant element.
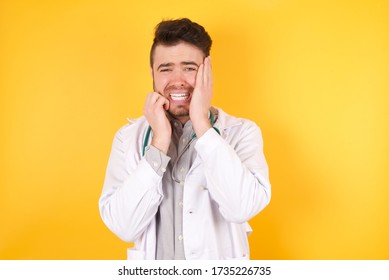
[165,112,190,126]
[176,116,190,125]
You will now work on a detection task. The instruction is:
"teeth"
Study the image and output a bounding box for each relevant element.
[170,93,189,101]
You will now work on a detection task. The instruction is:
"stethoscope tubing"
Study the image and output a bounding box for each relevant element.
[142,111,220,156]
[141,111,221,183]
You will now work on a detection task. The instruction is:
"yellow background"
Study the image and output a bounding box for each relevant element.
[1,0,388,259]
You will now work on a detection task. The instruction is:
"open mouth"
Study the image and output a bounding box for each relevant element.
[170,93,190,101]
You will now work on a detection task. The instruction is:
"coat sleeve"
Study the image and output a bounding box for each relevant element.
[194,121,271,223]
[98,126,164,242]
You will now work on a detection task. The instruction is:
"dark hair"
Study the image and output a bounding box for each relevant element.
[150,18,212,66]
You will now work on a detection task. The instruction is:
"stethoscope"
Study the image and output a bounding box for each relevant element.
[142,110,221,184]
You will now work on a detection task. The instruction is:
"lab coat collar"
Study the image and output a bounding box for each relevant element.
[126,106,244,136]
[211,107,243,136]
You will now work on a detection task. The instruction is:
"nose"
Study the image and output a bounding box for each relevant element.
[171,69,186,87]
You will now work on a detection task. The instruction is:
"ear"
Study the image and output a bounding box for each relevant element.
[150,67,153,78]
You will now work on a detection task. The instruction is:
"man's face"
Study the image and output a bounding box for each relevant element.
[151,42,205,123]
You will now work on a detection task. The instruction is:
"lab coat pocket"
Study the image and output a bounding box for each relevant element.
[186,161,206,186]
[127,248,146,260]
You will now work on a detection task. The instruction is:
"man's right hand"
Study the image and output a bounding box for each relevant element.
[143,92,171,154]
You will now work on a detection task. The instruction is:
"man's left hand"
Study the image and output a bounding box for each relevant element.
[190,56,213,137]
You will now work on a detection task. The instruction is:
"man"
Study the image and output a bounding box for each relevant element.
[99,18,271,260]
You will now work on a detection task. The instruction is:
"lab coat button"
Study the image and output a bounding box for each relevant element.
[179,181,185,186]
[161,167,166,172]
[178,235,183,241]
[178,201,183,207]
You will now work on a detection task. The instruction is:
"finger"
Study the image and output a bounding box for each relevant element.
[203,56,207,85]
[163,101,169,110]
[146,92,158,104]
[151,92,165,104]
[155,95,169,110]
[152,92,163,103]
[207,56,213,87]
[144,93,153,114]
[195,63,204,90]
[145,92,153,104]
[203,56,210,86]
[145,93,163,114]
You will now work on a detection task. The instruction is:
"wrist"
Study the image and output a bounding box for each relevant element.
[193,121,211,138]
[151,136,170,154]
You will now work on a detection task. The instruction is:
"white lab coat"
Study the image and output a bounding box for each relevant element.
[99,108,271,260]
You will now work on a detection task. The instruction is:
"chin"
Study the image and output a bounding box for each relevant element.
[168,106,189,118]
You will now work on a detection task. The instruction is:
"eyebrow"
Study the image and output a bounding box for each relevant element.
[157,61,199,70]
[157,63,174,71]
[181,61,199,67]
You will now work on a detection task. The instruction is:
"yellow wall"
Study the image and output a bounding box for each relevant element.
[1,0,388,259]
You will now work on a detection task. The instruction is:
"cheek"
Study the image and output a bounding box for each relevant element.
[186,72,197,87]
[153,75,168,92]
